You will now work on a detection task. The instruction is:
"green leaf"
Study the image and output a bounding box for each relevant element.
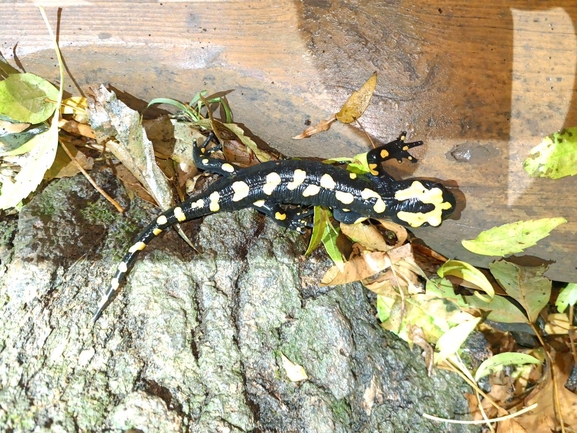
[376,295,395,322]
[556,282,577,313]
[305,206,328,256]
[474,352,541,381]
[0,73,59,123]
[437,260,494,301]
[147,97,197,120]
[0,124,49,156]
[434,317,481,364]
[0,117,59,209]
[0,52,20,78]
[462,218,567,256]
[464,293,528,323]
[321,215,344,268]
[490,261,551,323]
[523,127,577,179]
[324,151,371,175]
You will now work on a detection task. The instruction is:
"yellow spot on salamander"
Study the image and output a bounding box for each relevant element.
[320,173,336,190]
[221,163,235,173]
[190,199,204,209]
[209,191,220,212]
[253,200,266,207]
[156,215,168,226]
[395,181,453,227]
[349,172,357,179]
[353,217,367,224]
[110,277,119,290]
[174,206,186,222]
[380,149,389,159]
[128,241,146,253]
[361,188,386,213]
[302,184,321,197]
[287,169,307,190]
[263,172,282,195]
[202,158,209,165]
[369,163,379,175]
[231,181,250,202]
[118,262,128,273]
[275,212,287,221]
[335,191,354,204]
[153,228,163,236]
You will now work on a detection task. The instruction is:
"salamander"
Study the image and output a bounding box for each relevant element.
[92,132,455,322]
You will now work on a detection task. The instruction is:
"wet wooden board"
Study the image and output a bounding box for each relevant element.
[2,0,576,281]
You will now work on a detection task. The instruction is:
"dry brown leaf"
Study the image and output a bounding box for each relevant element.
[496,419,528,433]
[321,248,391,286]
[408,325,434,375]
[44,140,94,180]
[336,72,377,124]
[292,115,336,139]
[322,243,422,290]
[517,352,577,431]
[113,164,156,204]
[340,223,395,252]
[58,118,95,139]
[373,219,408,245]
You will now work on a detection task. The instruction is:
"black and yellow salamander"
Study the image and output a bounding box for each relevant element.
[92,132,455,321]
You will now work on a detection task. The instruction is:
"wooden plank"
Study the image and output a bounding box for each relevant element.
[2,1,576,281]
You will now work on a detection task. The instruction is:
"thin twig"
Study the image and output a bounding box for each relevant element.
[59,141,124,213]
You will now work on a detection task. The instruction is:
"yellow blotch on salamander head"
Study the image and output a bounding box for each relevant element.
[369,163,379,175]
[380,149,389,159]
[395,181,453,227]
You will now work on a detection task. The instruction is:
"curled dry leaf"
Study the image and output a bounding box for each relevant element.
[321,242,423,292]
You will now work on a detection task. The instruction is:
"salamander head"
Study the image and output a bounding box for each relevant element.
[390,180,455,227]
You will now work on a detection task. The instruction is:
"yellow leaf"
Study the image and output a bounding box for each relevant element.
[335,72,377,124]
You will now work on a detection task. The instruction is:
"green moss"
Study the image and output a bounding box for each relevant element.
[330,398,352,425]
[81,202,117,226]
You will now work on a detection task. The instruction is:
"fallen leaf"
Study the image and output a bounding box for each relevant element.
[0,72,59,124]
[523,127,577,179]
[280,353,308,382]
[490,261,551,323]
[462,218,567,256]
[336,72,377,124]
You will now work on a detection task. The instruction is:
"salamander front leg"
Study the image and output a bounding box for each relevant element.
[366,132,423,176]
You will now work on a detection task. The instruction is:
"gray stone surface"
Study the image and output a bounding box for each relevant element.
[0,173,476,432]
